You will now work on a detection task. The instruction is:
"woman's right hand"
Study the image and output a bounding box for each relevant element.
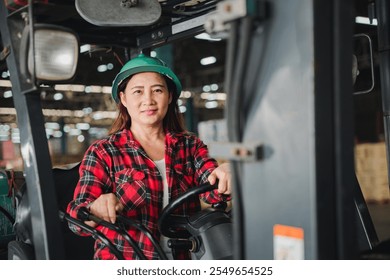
[85,193,124,227]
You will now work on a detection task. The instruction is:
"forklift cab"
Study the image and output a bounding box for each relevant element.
[2,0,390,260]
[0,0,230,260]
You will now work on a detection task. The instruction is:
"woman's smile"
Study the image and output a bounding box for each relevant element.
[142,109,157,116]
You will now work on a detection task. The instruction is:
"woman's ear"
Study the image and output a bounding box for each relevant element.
[119,91,127,108]
[168,92,173,104]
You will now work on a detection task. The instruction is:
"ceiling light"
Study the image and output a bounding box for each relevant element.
[0,108,16,115]
[102,86,112,94]
[45,122,60,130]
[90,86,103,93]
[0,124,10,131]
[74,110,85,117]
[80,44,91,53]
[76,123,90,130]
[205,101,218,109]
[92,112,104,120]
[97,64,108,72]
[200,92,210,99]
[63,125,71,133]
[355,16,377,26]
[202,85,211,92]
[82,107,93,114]
[4,90,12,98]
[88,127,107,136]
[0,80,12,87]
[91,111,117,120]
[53,131,63,138]
[210,83,219,91]
[194,32,222,41]
[200,92,226,100]
[55,84,85,92]
[179,106,187,113]
[200,56,216,66]
[53,92,63,100]
[85,86,92,93]
[215,93,227,100]
[179,91,192,98]
[69,128,82,136]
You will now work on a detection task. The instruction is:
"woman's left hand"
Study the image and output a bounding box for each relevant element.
[207,162,231,195]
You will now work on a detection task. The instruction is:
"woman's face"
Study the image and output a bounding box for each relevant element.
[119,72,172,129]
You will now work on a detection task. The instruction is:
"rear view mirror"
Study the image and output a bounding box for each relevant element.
[353,33,375,95]
[75,0,161,27]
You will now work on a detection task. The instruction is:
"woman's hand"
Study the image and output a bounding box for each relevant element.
[84,193,124,227]
[207,162,231,195]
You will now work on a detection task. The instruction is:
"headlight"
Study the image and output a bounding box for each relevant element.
[21,24,79,82]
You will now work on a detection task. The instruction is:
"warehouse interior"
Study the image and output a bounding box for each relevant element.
[1,0,390,259]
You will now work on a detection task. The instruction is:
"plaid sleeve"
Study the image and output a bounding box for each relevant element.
[190,136,227,204]
[66,143,112,236]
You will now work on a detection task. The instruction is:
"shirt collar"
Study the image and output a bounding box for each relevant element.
[120,128,181,147]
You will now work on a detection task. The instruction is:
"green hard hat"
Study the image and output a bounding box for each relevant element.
[111,53,182,103]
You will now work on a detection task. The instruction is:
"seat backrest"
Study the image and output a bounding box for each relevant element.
[10,162,95,260]
[53,162,95,259]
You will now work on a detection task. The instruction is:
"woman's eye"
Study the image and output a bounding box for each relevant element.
[132,90,142,95]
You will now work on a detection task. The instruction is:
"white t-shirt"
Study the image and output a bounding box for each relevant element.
[153,159,173,259]
[153,159,169,208]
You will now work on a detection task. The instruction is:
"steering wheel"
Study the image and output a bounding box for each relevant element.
[158,182,227,238]
[158,181,232,260]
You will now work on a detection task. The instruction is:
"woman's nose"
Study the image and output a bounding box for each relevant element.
[142,89,153,104]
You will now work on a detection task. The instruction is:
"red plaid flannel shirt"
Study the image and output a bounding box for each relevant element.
[67,129,223,259]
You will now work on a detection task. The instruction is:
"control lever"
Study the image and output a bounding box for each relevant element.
[79,208,147,260]
[59,210,124,260]
[116,215,168,260]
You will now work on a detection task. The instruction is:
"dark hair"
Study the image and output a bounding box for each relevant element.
[108,74,186,135]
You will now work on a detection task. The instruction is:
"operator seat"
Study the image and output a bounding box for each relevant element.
[8,162,94,260]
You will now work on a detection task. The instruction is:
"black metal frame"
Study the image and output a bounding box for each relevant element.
[376,0,390,185]
[314,0,359,258]
[0,3,64,259]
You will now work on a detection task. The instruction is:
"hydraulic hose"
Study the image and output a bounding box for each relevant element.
[229,17,253,140]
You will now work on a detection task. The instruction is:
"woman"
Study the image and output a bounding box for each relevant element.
[67,53,231,260]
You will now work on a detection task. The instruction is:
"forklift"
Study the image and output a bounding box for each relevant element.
[1,0,390,259]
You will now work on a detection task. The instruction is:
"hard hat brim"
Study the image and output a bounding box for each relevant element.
[111,65,182,103]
